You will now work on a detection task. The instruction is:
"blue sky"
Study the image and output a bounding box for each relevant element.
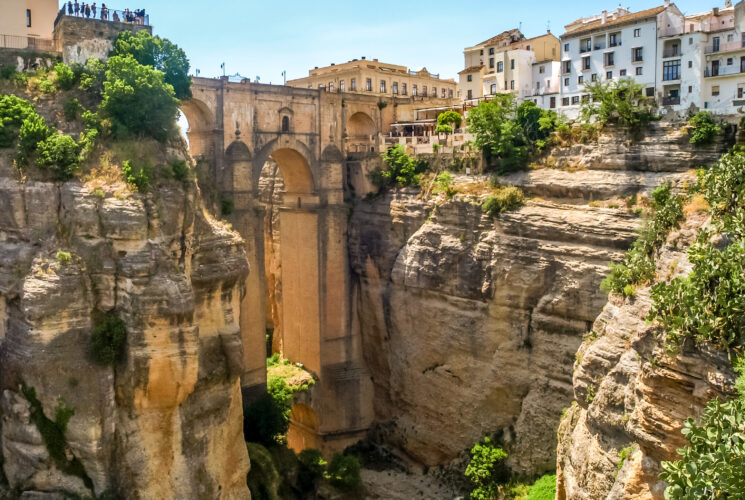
[60,0,718,81]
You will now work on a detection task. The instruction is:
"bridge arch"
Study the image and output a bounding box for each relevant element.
[180,97,216,158]
[253,138,316,198]
[226,141,252,193]
[346,111,377,153]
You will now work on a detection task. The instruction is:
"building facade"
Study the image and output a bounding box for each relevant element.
[0,0,59,47]
[287,58,457,99]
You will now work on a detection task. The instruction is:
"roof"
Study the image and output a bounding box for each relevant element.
[563,5,667,38]
[459,65,484,75]
[477,29,524,48]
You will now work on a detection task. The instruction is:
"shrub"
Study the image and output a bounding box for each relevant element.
[433,171,456,198]
[325,454,362,492]
[62,96,82,122]
[111,30,193,99]
[581,78,655,132]
[36,133,81,181]
[89,311,127,365]
[55,250,72,265]
[297,449,327,491]
[243,376,293,447]
[100,55,179,142]
[482,186,525,217]
[246,442,281,500]
[465,437,510,500]
[122,160,151,192]
[601,183,684,296]
[525,474,557,500]
[38,77,56,94]
[0,94,36,147]
[78,57,106,94]
[53,63,76,91]
[468,94,528,173]
[688,111,721,145]
[17,112,51,162]
[170,159,190,182]
[0,65,16,80]
[370,144,429,188]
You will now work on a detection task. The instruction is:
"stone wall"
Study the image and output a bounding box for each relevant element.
[53,15,151,65]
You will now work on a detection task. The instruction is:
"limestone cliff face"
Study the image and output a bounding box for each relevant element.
[348,189,641,474]
[0,163,251,498]
[555,212,736,499]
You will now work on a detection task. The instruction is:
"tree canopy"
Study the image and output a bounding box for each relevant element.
[580,78,655,131]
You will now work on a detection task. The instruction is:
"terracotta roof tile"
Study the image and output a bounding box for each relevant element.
[459,65,484,74]
[563,5,667,38]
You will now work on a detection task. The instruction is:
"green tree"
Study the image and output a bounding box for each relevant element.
[465,437,510,499]
[688,111,721,145]
[436,110,463,136]
[53,62,76,91]
[111,30,192,99]
[0,94,37,147]
[467,94,527,173]
[580,78,655,131]
[35,133,81,181]
[243,376,293,447]
[370,144,428,188]
[100,55,180,142]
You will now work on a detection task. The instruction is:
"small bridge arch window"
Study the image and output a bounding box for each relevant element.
[282,116,290,133]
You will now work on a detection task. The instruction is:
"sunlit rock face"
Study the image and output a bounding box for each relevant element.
[0,167,251,499]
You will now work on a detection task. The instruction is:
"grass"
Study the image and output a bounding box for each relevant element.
[267,354,315,393]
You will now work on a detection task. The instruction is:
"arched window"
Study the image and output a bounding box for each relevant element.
[282,116,290,133]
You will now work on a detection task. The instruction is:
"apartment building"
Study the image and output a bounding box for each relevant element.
[531,60,562,109]
[559,1,684,118]
[0,0,59,47]
[458,29,561,105]
[287,58,457,99]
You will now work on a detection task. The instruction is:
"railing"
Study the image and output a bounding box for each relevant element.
[0,34,55,51]
[608,41,621,47]
[662,48,682,58]
[705,66,745,77]
[662,96,681,106]
[532,86,556,96]
[56,7,150,26]
[594,43,606,50]
[704,40,745,54]
[580,47,591,53]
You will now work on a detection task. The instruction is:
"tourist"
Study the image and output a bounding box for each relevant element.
[101,4,108,20]
[86,4,91,18]
[67,1,73,15]
[112,10,119,22]
[73,0,79,16]
[91,3,96,18]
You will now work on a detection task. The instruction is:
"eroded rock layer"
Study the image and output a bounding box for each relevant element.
[0,170,251,499]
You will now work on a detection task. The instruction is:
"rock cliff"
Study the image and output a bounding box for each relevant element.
[0,154,251,498]
[555,210,736,499]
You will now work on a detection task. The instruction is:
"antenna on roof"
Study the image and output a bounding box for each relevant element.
[519,21,523,31]
[547,20,551,32]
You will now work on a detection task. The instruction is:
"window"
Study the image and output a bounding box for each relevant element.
[688,60,692,68]
[490,83,497,94]
[550,96,556,109]
[351,78,357,91]
[448,89,453,98]
[571,96,580,104]
[741,56,745,73]
[564,77,569,86]
[402,83,407,95]
[564,43,570,52]
[609,33,619,47]
[480,49,484,55]
[467,89,473,99]
[591,73,597,82]
[497,61,503,72]
[712,85,720,96]
[467,74,473,82]
[489,47,495,55]
[536,82,541,90]
[562,97,570,106]
[539,65,545,74]
[563,61,571,74]
[510,80,514,90]
[432,87,437,97]
[510,59,515,70]
[605,52,615,67]
[713,37,720,52]
[634,28,641,37]
[392,82,398,94]
[728,58,734,66]
[340,80,345,92]
[365,78,372,91]
[728,34,734,42]
[281,116,290,132]
[646,87,654,97]
[689,85,693,93]
[581,38,591,53]
[689,37,693,45]
[422,86,427,96]
[490,58,495,69]
[328,83,334,92]
[633,47,643,62]
[739,87,744,98]
[441,88,446,98]
[663,60,680,81]
[583,56,591,70]
[578,75,584,84]
[413,85,418,96]
[606,71,613,79]
[26,9,31,27]
[636,67,643,76]
[620,69,627,76]
[380,80,386,93]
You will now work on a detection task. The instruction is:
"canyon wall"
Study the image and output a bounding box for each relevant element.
[0,154,251,498]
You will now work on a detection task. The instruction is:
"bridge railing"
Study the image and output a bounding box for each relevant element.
[0,34,55,51]
[56,7,150,26]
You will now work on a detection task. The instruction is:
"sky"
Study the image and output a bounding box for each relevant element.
[59,0,721,82]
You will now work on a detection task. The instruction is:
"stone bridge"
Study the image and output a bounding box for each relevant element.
[181,76,404,452]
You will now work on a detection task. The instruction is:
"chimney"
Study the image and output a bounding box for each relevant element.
[664,0,670,6]
[713,7,719,16]
[361,56,366,60]
[602,10,608,24]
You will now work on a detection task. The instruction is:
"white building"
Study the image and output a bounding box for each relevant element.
[559,2,684,119]
[530,60,561,110]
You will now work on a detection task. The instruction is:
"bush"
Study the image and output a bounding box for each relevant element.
[465,437,510,500]
[297,449,327,491]
[433,171,456,198]
[36,133,81,181]
[89,311,127,365]
[246,442,281,500]
[111,31,192,99]
[62,96,82,121]
[38,77,56,94]
[0,94,37,147]
[601,183,684,296]
[581,78,655,132]
[482,186,525,217]
[17,112,51,162]
[122,160,151,192]
[100,55,179,142]
[325,454,362,492]
[55,250,72,265]
[78,57,106,95]
[170,159,190,182]
[525,474,557,500]
[688,111,721,145]
[0,65,16,80]
[243,376,293,447]
[370,144,429,188]
[53,63,76,91]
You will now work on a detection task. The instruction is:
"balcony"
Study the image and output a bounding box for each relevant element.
[662,48,682,58]
[705,66,745,77]
[705,40,745,54]
[580,47,592,54]
[594,43,606,51]
[662,96,681,106]
[608,41,621,47]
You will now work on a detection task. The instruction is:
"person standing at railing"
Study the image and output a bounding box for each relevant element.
[91,3,97,18]
[101,4,108,20]
[73,0,79,16]
[67,1,73,15]
[112,10,119,22]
